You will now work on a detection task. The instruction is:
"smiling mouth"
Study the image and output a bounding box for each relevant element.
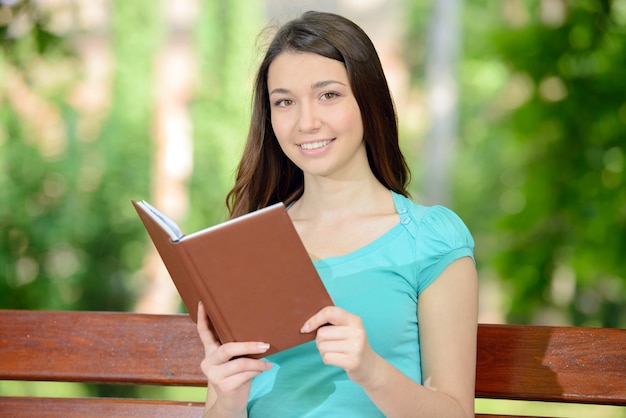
[299,139,333,150]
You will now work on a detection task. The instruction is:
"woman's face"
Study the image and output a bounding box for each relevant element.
[267,52,367,180]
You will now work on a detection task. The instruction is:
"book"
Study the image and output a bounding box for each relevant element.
[132,200,333,358]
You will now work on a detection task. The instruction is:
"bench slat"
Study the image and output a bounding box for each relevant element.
[476,324,626,405]
[0,310,206,386]
[0,397,204,418]
[475,415,551,418]
[2,309,625,414]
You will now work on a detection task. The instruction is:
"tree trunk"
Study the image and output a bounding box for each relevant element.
[423,0,462,206]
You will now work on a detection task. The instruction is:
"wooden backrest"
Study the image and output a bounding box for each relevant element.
[476,323,626,405]
[0,310,205,386]
[0,310,206,418]
[1,309,625,415]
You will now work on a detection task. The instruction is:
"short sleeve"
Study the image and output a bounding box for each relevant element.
[414,205,475,294]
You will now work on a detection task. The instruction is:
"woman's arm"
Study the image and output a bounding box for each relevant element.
[301,256,478,417]
[196,302,273,418]
[416,256,478,416]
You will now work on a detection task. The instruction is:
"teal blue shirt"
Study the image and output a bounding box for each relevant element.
[248,192,475,417]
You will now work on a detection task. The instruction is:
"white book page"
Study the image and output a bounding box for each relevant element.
[138,200,184,241]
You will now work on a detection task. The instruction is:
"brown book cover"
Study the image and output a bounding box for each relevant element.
[132,200,333,358]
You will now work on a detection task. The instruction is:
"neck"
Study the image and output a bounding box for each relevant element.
[290,174,393,221]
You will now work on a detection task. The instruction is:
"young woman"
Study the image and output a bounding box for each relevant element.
[196,11,478,418]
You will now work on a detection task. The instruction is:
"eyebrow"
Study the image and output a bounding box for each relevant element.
[269,80,347,96]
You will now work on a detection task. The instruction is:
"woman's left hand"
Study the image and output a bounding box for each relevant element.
[300,306,382,387]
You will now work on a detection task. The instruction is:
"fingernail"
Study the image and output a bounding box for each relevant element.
[258,343,270,351]
[300,323,310,333]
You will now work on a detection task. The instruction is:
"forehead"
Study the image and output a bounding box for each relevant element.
[267,52,349,89]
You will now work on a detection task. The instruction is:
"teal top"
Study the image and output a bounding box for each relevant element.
[247,192,475,417]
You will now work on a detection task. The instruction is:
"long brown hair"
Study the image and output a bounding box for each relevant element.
[226,11,410,218]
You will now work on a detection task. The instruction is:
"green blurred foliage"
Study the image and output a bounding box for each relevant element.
[1,0,625,333]
[0,0,261,314]
[1,0,157,312]
[455,0,626,327]
[188,0,263,227]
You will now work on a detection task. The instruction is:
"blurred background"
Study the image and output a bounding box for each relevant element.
[1,0,625,416]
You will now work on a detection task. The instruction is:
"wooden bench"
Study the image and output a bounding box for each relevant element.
[0,309,624,417]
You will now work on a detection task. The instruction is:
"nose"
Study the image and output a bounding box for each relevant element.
[297,102,321,133]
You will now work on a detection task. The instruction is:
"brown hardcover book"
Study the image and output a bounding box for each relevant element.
[132,200,333,358]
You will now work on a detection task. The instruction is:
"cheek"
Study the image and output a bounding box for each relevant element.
[351,112,364,137]
[270,113,286,142]
[336,106,364,139]
[270,108,295,134]
[270,113,293,152]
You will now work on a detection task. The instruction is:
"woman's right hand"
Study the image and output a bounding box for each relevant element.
[196,302,273,417]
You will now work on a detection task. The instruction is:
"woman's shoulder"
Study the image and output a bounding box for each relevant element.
[392,192,474,246]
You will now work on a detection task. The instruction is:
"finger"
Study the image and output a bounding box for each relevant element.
[300,306,337,333]
[315,324,353,341]
[318,351,352,366]
[301,306,355,333]
[196,302,220,350]
[316,328,366,354]
[206,356,272,384]
[215,370,266,393]
[317,338,350,355]
[210,341,271,365]
[212,357,273,380]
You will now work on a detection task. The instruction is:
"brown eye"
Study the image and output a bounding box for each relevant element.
[321,92,338,100]
[275,99,294,107]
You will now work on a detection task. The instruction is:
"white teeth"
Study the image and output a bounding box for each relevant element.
[300,140,331,150]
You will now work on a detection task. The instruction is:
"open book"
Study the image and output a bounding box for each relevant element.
[132,200,333,358]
